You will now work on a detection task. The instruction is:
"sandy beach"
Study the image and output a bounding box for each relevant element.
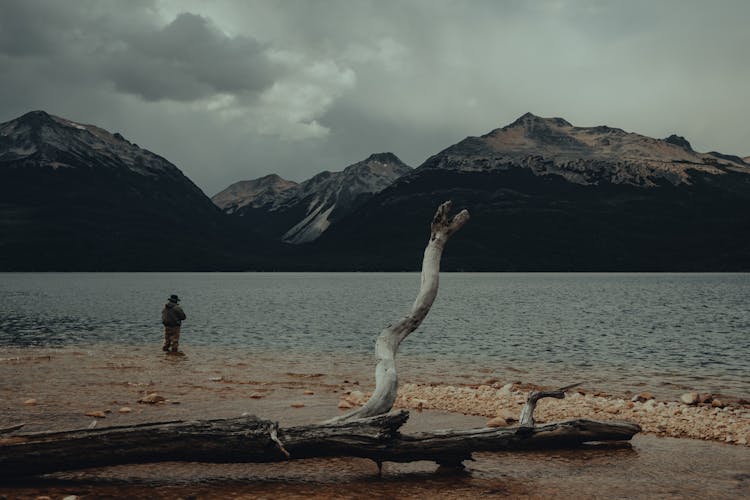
[1,345,749,499]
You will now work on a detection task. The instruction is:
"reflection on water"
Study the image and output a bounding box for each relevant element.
[2,436,748,499]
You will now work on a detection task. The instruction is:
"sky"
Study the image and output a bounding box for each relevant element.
[1,0,748,196]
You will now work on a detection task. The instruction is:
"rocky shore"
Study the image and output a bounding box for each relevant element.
[337,380,749,446]
[386,383,750,446]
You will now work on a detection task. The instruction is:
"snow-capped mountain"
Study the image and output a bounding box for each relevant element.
[213,152,412,243]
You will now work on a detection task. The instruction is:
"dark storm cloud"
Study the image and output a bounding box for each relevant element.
[1,0,749,196]
[0,1,277,102]
[102,13,276,101]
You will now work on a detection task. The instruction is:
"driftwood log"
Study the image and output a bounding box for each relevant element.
[0,410,640,478]
[0,201,641,479]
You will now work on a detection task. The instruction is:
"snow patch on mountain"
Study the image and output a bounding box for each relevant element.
[213,152,412,243]
[283,204,335,243]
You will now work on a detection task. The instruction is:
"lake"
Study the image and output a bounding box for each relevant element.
[1,272,748,398]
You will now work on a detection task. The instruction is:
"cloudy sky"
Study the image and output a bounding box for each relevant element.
[1,0,748,195]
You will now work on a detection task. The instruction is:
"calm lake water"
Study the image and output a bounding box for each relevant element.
[1,272,748,398]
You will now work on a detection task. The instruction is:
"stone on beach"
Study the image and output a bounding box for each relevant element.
[631,392,654,402]
[347,390,366,405]
[486,416,509,427]
[413,398,428,411]
[681,392,700,405]
[303,390,315,395]
[250,392,264,399]
[699,393,713,404]
[85,411,107,418]
[290,402,305,408]
[496,409,518,422]
[23,398,37,405]
[498,383,514,397]
[118,407,132,413]
[337,400,354,409]
[138,393,166,404]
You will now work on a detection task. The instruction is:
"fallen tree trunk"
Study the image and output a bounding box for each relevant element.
[0,411,640,478]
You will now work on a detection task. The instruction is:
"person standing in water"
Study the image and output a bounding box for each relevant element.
[161,294,186,353]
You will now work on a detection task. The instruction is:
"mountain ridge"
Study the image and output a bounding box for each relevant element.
[2,109,749,270]
[213,151,412,243]
[419,112,748,188]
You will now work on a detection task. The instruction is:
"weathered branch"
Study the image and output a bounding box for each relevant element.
[328,201,469,423]
[519,382,584,427]
[0,411,640,478]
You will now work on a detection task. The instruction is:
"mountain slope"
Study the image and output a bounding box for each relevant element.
[420,112,747,185]
[0,111,268,270]
[213,152,412,243]
[312,114,750,271]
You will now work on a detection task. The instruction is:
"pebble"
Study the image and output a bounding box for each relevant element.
[496,409,518,422]
[63,496,80,500]
[680,392,699,405]
[23,398,37,405]
[338,400,354,409]
[699,393,713,404]
[347,390,366,405]
[118,407,132,413]
[290,403,305,408]
[498,383,514,397]
[303,390,315,395]
[85,411,107,418]
[486,416,509,427]
[138,393,166,404]
[249,392,264,399]
[631,392,654,402]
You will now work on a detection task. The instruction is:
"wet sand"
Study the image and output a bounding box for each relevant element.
[1,345,749,499]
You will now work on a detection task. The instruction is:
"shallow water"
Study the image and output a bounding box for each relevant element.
[1,272,748,399]
[0,346,748,499]
[3,435,748,499]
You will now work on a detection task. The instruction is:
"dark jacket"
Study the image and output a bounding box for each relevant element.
[162,302,186,327]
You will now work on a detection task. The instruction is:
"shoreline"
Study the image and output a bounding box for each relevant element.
[394,383,749,445]
[1,345,747,446]
[1,345,749,498]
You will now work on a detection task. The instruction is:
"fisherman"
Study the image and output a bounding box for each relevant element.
[161,294,186,353]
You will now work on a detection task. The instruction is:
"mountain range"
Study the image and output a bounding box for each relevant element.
[1,110,749,270]
[212,152,411,243]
